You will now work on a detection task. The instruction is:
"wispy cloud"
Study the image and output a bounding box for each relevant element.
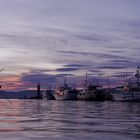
[0,0,140,90]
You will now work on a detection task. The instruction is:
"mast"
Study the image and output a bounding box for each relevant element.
[86,74,87,87]
[137,66,140,92]
[126,68,128,84]
[107,73,110,91]
[64,74,67,86]
[85,73,88,89]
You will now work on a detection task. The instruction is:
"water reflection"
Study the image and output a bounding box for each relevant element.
[0,100,140,140]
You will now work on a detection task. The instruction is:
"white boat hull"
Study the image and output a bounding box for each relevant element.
[119,92,140,102]
[54,91,78,100]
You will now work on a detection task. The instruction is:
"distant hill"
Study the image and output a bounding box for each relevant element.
[0,90,39,99]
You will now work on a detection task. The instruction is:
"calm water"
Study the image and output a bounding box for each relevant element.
[0,100,140,140]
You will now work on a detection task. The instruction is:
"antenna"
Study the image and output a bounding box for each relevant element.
[126,67,128,83]
[108,72,110,91]
[85,73,88,88]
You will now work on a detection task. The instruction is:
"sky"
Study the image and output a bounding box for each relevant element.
[0,0,140,91]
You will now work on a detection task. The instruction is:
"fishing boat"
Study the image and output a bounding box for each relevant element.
[42,89,56,100]
[78,84,113,101]
[121,92,140,102]
[77,74,114,101]
[120,82,140,102]
[119,67,140,102]
[54,84,79,100]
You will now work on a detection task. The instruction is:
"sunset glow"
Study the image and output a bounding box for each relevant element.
[0,0,140,91]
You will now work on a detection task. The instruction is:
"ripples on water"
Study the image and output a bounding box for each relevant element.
[0,99,140,140]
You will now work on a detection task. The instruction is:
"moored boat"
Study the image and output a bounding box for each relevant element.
[54,84,79,100]
[78,84,113,101]
[120,92,140,102]
[119,67,140,102]
[42,89,56,100]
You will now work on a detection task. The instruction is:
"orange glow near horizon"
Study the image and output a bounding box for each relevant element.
[0,75,24,91]
[27,87,37,90]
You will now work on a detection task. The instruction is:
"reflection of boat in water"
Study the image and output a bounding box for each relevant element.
[119,67,140,102]
[78,84,113,101]
[42,90,55,100]
[54,84,79,100]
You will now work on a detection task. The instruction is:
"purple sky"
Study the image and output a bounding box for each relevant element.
[0,0,140,90]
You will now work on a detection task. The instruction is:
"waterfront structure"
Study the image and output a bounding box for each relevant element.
[36,83,42,99]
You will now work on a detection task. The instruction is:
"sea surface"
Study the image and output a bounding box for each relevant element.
[0,99,140,140]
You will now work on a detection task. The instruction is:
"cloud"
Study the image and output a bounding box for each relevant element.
[76,34,109,43]
[64,64,88,67]
[55,67,79,72]
[112,71,134,78]
[95,66,127,70]
[21,72,57,89]
[58,50,131,60]
[0,0,140,90]
[20,70,77,89]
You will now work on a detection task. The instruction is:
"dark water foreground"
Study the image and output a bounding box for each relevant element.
[0,100,140,140]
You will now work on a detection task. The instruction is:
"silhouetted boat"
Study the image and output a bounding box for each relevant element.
[78,84,113,101]
[54,84,79,100]
[42,90,55,100]
[77,74,114,101]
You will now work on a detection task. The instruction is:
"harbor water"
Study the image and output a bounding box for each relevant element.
[0,100,140,140]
